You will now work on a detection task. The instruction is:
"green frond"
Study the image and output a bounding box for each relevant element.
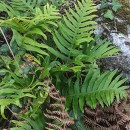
[0,2,17,17]
[0,0,119,62]
[9,0,42,14]
[22,37,68,60]
[53,0,118,62]
[0,87,35,119]
[0,0,42,17]
[66,69,128,116]
[0,3,61,56]
[0,17,34,32]
[0,67,50,119]
[84,39,120,62]
[53,0,97,52]
[10,110,45,130]
[0,4,60,32]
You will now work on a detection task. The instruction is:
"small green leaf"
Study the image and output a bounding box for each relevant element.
[100,0,108,9]
[0,44,9,53]
[104,10,114,20]
[1,106,6,119]
[112,0,122,12]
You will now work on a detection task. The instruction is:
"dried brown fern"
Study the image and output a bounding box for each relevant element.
[84,104,120,130]
[84,90,130,130]
[44,84,74,130]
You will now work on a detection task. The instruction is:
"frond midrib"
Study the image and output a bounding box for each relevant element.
[69,3,89,46]
[67,88,124,97]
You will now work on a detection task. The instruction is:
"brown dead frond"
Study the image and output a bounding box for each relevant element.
[44,84,74,130]
[84,98,130,130]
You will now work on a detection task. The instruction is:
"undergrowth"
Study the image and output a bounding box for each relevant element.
[0,0,129,130]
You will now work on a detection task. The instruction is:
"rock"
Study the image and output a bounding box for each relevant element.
[110,32,130,57]
[94,24,104,35]
[100,55,130,82]
[96,24,130,81]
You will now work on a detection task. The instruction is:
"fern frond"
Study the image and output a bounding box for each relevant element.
[45,84,74,130]
[9,0,42,14]
[11,109,45,130]
[54,0,97,48]
[0,17,34,32]
[0,4,60,32]
[0,87,35,119]
[0,1,119,62]
[46,109,69,118]
[50,104,65,111]
[84,39,119,62]
[0,2,17,17]
[66,69,128,116]
[53,0,119,62]
[84,99,130,130]
[0,3,61,56]
[0,0,42,17]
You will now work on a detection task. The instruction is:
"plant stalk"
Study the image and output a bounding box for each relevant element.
[0,27,19,67]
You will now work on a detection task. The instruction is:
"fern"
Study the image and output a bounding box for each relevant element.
[0,57,50,119]
[0,86,35,119]
[10,109,45,130]
[0,0,119,62]
[44,84,74,130]
[84,105,118,130]
[0,4,60,33]
[53,0,96,60]
[54,0,96,46]
[66,69,128,116]
[84,101,130,130]
[0,0,43,17]
[0,4,61,56]
[84,39,119,62]
[0,0,129,129]
[0,2,17,17]
[53,0,119,62]
[9,0,42,14]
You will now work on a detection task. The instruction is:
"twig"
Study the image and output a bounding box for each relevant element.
[0,27,19,67]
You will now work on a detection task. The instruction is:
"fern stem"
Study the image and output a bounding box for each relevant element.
[0,27,19,66]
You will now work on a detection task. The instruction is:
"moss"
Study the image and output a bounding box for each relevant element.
[95,0,130,35]
[114,0,130,35]
[117,0,130,23]
[117,0,130,24]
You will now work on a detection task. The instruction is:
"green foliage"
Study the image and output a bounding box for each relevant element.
[104,9,114,20]
[9,0,42,13]
[53,0,119,64]
[0,5,63,61]
[10,109,45,130]
[54,0,96,47]
[0,0,128,129]
[66,69,127,116]
[101,0,122,20]
[43,0,67,8]
[0,0,43,17]
[0,55,50,118]
[112,0,122,12]
[0,44,9,54]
